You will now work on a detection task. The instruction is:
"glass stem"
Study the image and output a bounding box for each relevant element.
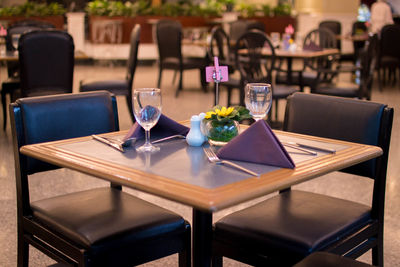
[145,130,151,146]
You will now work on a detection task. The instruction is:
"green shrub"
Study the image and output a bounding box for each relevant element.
[0,2,66,17]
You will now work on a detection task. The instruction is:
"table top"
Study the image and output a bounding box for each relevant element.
[274,48,339,58]
[0,50,89,61]
[20,128,381,212]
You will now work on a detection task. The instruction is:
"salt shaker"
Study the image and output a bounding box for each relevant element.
[186,114,206,146]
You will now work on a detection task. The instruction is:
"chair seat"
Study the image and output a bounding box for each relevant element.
[273,85,299,99]
[162,57,207,70]
[294,252,374,267]
[80,80,130,96]
[32,187,185,248]
[2,76,20,89]
[314,84,359,98]
[380,56,400,67]
[276,71,318,87]
[215,190,371,256]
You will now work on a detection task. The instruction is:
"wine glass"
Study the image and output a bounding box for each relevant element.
[244,83,272,121]
[270,32,280,48]
[133,88,162,153]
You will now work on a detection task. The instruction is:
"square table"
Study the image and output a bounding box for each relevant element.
[20,127,381,267]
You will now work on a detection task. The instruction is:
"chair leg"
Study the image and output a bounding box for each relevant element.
[125,96,135,123]
[172,70,178,85]
[157,67,162,88]
[227,87,232,107]
[372,235,384,267]
[179,226,192,267]
[275,99,279,122]
[175,70,183,97]
[378,69,383,92]
[1,89,7,130]
[17,235,29,267]
[211,255,223,267]
[200,68,207,93]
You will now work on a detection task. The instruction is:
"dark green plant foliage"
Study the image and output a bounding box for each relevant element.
[0,2,66,17]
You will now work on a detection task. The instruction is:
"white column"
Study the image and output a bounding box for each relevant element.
[66,12,86,52]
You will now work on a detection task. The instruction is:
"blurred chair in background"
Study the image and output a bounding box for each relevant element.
[1,21,55,130]
[376,23,400,91]
[275,27,337,92]
[155,19,208,97]
[18,30,74,98]
[312,34,378,100]
[80,24,141,122]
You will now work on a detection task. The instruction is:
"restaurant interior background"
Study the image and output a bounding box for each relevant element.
[0,0,399,266]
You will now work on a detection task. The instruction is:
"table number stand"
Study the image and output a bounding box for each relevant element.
[206,57,228,106]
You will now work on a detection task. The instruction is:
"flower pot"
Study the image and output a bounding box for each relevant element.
[203,120,239,146]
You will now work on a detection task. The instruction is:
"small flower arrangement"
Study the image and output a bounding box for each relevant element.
[203,105,251,144]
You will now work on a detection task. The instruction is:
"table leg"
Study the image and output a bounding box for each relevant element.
[192,209,212,267]
[287,57,293,84]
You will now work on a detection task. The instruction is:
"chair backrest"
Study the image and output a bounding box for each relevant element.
[304,27,337,49]
[155,19,182,64]
[18,30,74,97]
[359,34,379,100]
[208,26,232,63]
[10,91,119,216]
[352,21,368,35]
[126,24,141,89]
[235,29,275,85]
[283,92,393,224]
[303,28,337,80]
[229,20,265,45]
[378,24,400,59]
[319,20,341,50]
[6,20,55,52]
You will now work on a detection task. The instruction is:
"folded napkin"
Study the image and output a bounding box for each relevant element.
[123,114,190,141]
[303,41,322,52]
[216,120,295,169]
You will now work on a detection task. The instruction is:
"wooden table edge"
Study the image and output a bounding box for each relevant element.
[20,129,382,212]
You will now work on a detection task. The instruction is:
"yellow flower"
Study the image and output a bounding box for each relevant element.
[215,106,234,117]
[205,111,216,119]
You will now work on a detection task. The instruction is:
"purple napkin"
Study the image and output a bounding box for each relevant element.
[123,114,189,141]
[216,120,295,169]
[303,41,322,51]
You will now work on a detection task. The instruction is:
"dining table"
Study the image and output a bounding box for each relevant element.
[20,124,382,267]
[0,49,88,62]
[270,48,340,85]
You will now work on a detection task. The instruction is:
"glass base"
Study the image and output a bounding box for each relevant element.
[208,139,228,146]
[136,143,160,153]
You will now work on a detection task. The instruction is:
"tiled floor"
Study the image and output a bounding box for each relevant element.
[0,61,399,266]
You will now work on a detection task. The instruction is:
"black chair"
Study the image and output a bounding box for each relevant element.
[352,21,368,63]
[228,20,265,46]
[212,92,393,267]
[207,26,236,106]
[1,22,55,130]
[319,20,341,52]
[222,30,298,121]
[312,33,378,100]
[275,28,337,92]
[18,30,74,98]
[10,91,191,267]
[208,26,235,72]
[294,252,375,267]
[80,24,140,122]
[376,24,400,91]
[155,19,208,96]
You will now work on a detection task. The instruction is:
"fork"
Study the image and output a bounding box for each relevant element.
[203,147,259,177]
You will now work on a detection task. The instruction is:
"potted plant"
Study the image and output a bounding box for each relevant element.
[0,2,66,29]
[86,0,222,43]
[202,105,251,145]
